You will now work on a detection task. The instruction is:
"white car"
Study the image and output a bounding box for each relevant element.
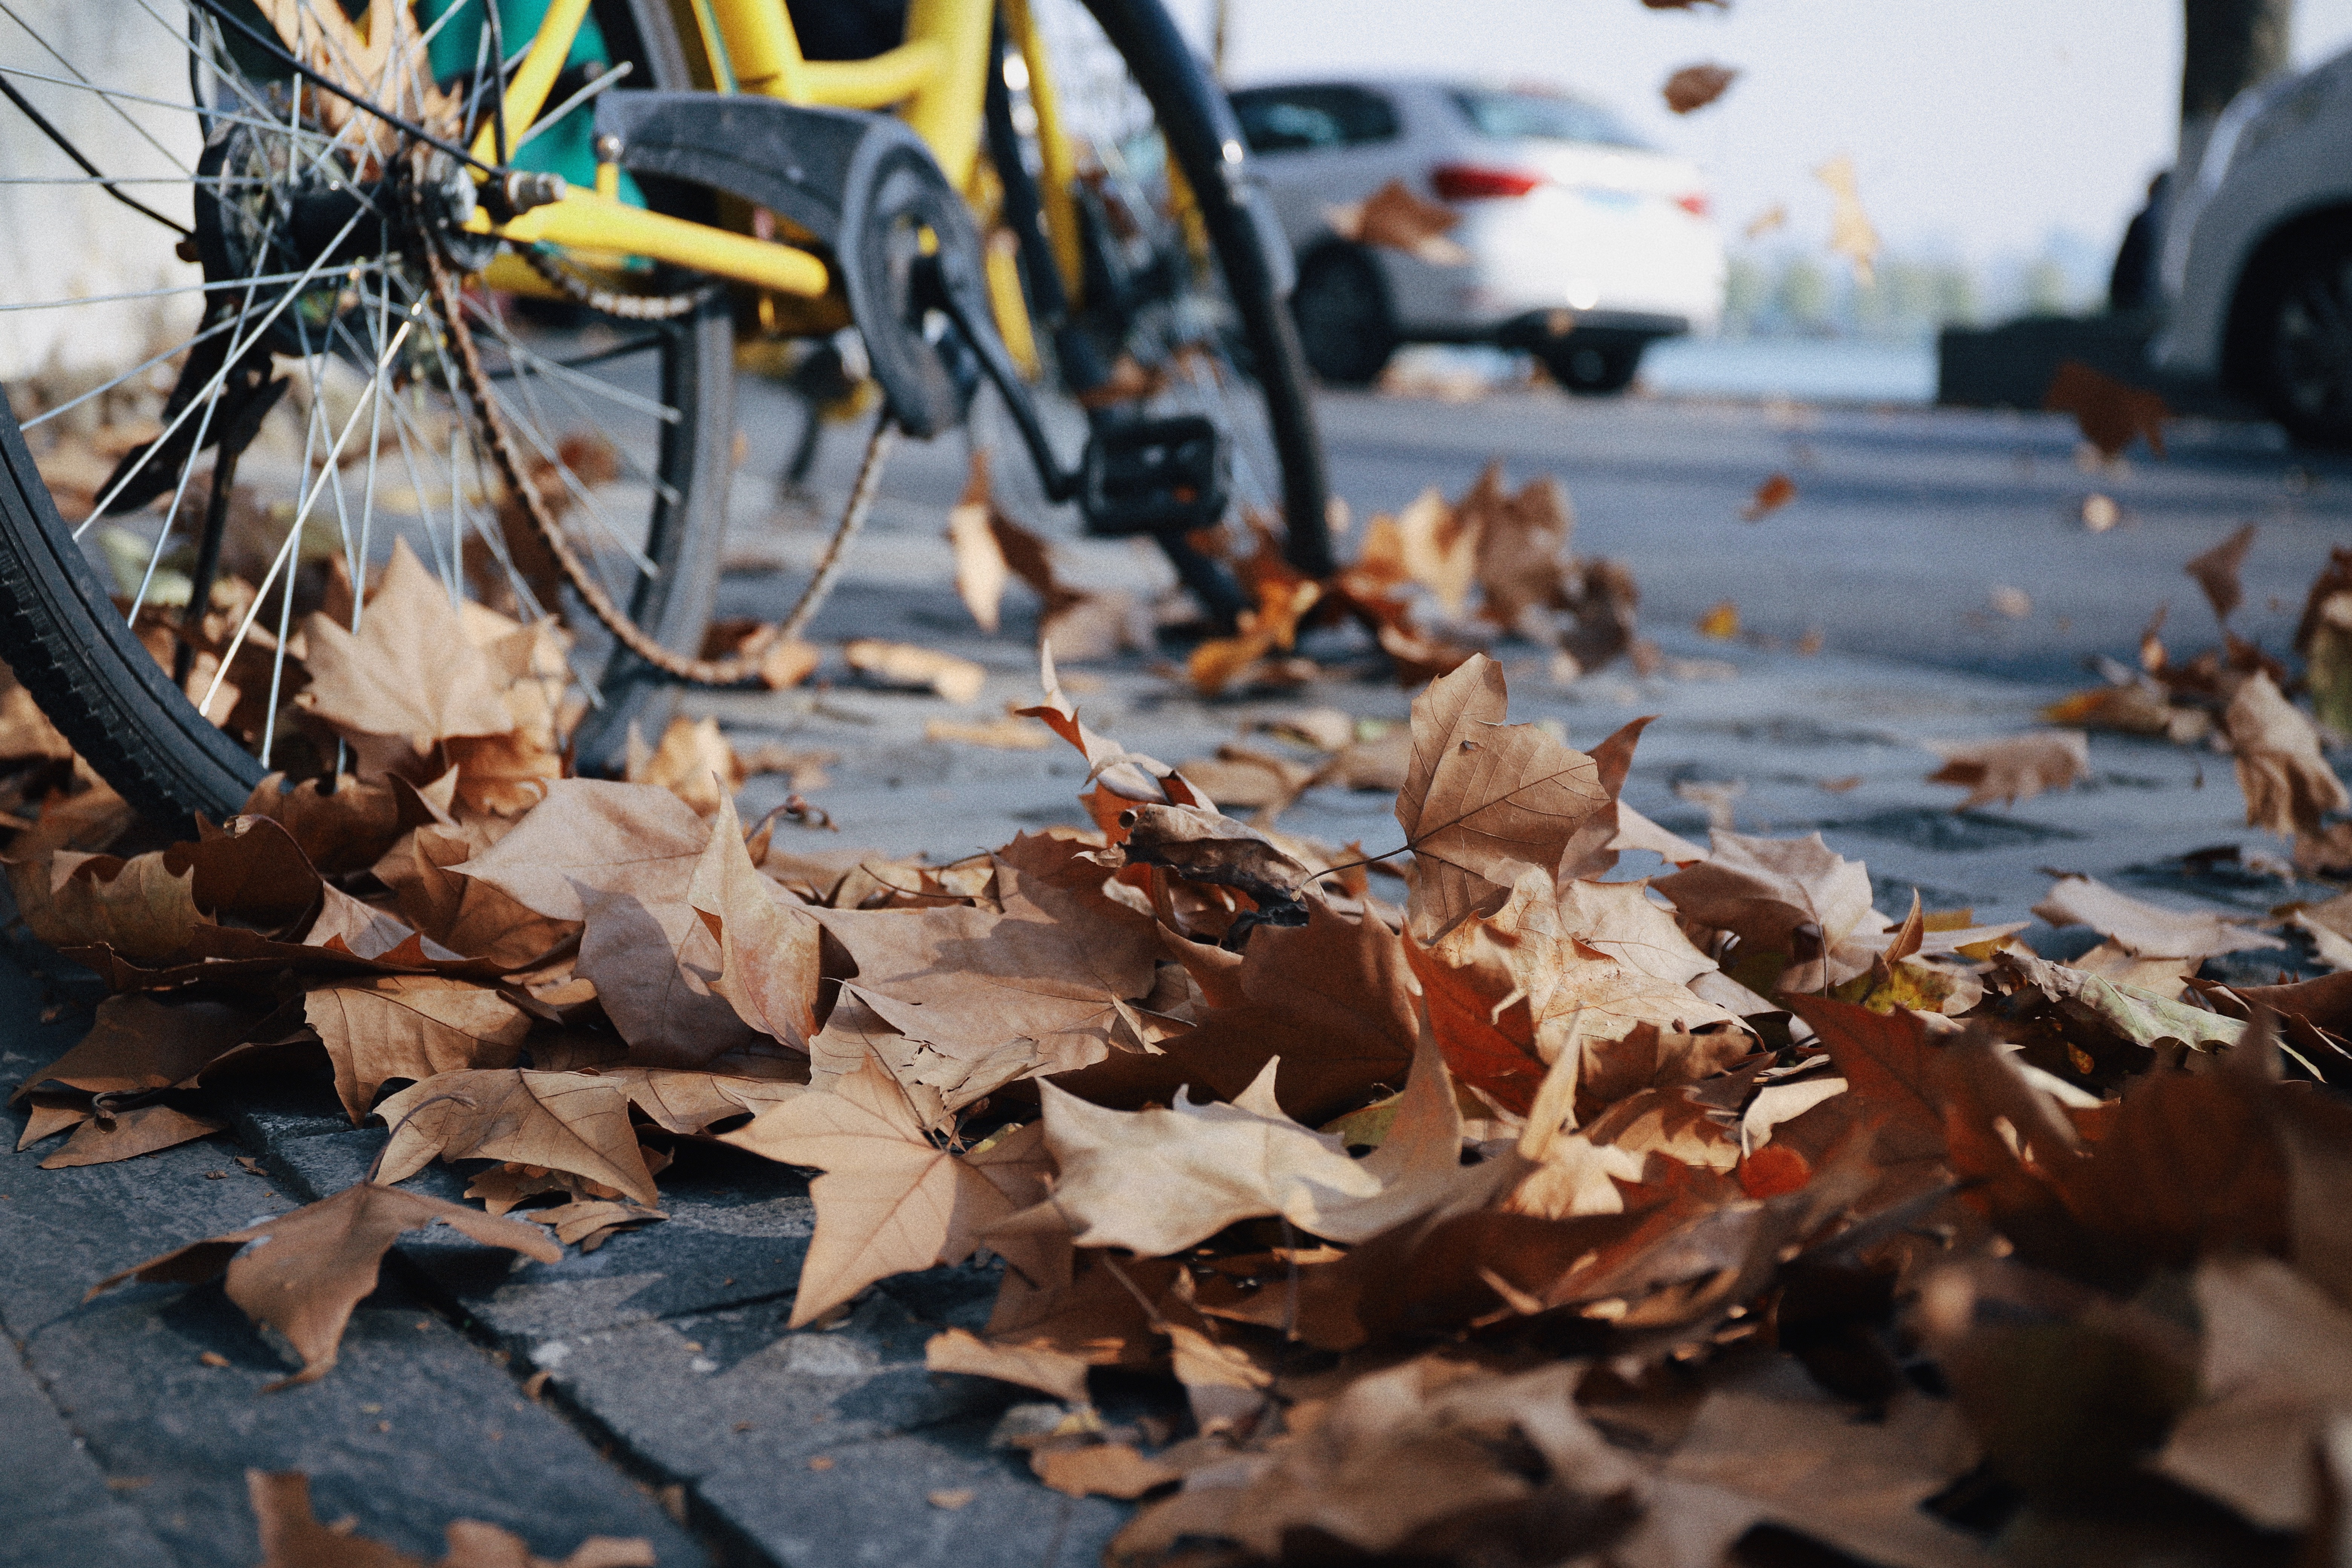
[1227,77,1724,393]
[2151,44,2352,446]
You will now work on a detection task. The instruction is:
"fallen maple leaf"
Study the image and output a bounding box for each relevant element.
[683,795,824,1058]
[2043,359,2168,460]
[528,1198,667,1252]
[244,769,450,875]
[374,825,573,971]
[1410,868,1742,1117]
[1655,830,1891,989]
[91,1183,558,1388]
[623,714,743,817]
[1394,655,1606,942]
[1923,730,2091,810]
[41,1102,227,1168]
[2186,522,2257,625]
[2032,873,2282,961]
[296,538,519,747]
[947,450,1009,634]
[452,780,708,922]
[246,1470,653,1566]
[576,879,759,1067]
[722,1051,1049,1326]
[1662,62,1737,113]
[1033,1442,1182,1501]
[9,847,205,963]
[924,1326,1090,1404]
[2153,1257,2352,1530]
[372,1070,662,1205]
[2225,671,2348,836]
[304,974,531,1123]
[14,993,257,1102]
[924,714,1049,749]
[812,835,1163,1093]
[842,639,986,703]
[1025,1025,1489,1256]
[1741,472,1795,521]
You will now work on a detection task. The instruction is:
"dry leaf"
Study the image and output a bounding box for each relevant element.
[948,450,1009,634]
[2186,522,2257,624]
[2043,358,2168,461]
[92,1184,557,1388]
[1812,155,1879,285]
[721,1053,1049,1326]
[624,715,743,818]
[924,715,1049,750]
[1655,830,1890,988]
[1032,1442,1180,1501]
[1328,178,1471,266]
[2032,874,2283,961]
[1742,472,1795,521]
[1923,731,2090,810]
[372,1070,662,1206]
[924,1326,1090,1404]
[1394,655,1606,942]
[1662,63,1736,113]
[528,1199,666,1252]
[9,848,205,963]
[304,975,532,1123]
[42,1102,227,1168]
[688,792,823,1051]
[842,640,986,704]
[2226,671,2347,836]
[812,836,1162,1091]
[246,1470,652,1566]
[15,994,256,1101]
[296,539,518,747]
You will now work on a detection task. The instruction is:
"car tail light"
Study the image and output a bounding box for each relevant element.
[1432,164,1541,201]
[1675,191,1711,218]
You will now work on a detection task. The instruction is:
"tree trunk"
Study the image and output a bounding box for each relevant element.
[2180,0,2292,168]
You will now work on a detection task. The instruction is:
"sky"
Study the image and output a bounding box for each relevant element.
[1171,0,2352,273]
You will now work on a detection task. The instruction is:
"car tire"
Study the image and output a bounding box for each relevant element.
[1292,245,1397,386]
[2240,223,2352,449]
[1540,338,1645,396]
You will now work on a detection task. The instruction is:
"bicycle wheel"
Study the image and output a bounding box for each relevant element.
[976,0,1331,589]
[0,0,730,828]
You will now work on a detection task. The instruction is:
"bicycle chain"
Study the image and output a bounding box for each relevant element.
[516,244,719,322]
[426,243,891,688]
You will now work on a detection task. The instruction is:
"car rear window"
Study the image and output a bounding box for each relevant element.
[1230,85,1400,154]
[1450,87,1648,150]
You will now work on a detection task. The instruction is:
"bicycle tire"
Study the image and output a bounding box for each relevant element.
[1086,0,1331,577]
[1015,0,1333,579]
[0,0,729,825]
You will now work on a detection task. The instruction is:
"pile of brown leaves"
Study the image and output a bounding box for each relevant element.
[2048,528,2352,877]
[14,625,2352,1566]
[1159,466,1654,700]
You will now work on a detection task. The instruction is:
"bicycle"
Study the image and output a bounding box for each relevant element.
[0,0,1332,829]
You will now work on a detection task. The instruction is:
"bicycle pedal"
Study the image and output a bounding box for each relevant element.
[1079,416,1231,538]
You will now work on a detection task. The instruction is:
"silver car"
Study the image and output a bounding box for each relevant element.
[1228,76,1725,393]
[2152,44,2352,447]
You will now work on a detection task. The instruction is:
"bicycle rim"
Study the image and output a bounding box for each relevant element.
[0,0,727,823]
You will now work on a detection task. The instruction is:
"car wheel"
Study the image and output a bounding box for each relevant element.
[1292,246,1397,386]
[2245,229,2352,449]
[1540,338,1645,396]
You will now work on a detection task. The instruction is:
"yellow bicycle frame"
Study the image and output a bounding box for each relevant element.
[457,0,1085,312]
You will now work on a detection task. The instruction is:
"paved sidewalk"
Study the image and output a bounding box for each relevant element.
[0,387,2340,1565]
